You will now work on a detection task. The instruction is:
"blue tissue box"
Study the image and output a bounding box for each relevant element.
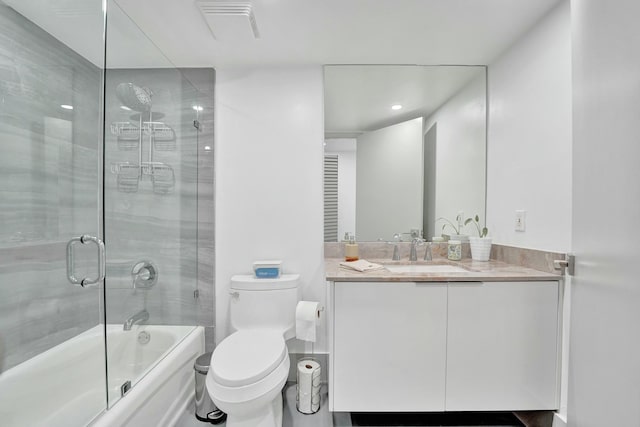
[252,260,282,279]
[254,268,280,278]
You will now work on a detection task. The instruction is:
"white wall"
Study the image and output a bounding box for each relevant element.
[423,74,487,236]
[486,1,572,252]
[356,118,423,241]
[215,67,327,353]
[485,3,572,423]
[324,138,357,241]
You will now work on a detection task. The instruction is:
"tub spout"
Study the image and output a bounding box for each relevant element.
[123,309,149,331]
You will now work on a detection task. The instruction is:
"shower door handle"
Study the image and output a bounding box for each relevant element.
[66,235,106,287]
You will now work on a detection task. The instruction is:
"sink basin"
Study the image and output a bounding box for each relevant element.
[383,264,469,274]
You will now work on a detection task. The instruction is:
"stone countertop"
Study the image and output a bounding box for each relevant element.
[325,258,562,282]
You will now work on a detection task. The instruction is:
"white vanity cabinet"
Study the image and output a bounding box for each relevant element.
[328,280,560,412]
[446,281,560,410]
[329,281,448,412]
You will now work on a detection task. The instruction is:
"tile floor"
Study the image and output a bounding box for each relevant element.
[175,383,334,427]
[175,383,523,427]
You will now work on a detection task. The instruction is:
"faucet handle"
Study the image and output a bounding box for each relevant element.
[387,241,400,260]
[424,242,432,261]
[392,244,400,261]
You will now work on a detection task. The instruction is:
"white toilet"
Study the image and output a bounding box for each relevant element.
[206,274,299,427]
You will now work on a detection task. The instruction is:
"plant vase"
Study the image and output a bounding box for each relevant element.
[447,234,469,243]
[469,237,492,261]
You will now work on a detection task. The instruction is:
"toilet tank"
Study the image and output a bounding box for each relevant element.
[229,274,300,340]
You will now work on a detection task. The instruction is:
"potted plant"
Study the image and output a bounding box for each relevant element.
[465,214,492,261]
[437,213,469,242]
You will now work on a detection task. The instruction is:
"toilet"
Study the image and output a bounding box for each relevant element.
[206,274,300,427]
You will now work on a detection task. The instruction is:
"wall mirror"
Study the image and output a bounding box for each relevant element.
[323,65,487,242]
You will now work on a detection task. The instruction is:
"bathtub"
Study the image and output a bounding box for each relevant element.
[0,324,204,427]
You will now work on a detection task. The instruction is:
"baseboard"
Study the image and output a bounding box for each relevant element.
[552,412,567,427]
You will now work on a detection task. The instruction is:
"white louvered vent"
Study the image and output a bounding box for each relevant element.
[196,0,260,40]
[324,155,339,243]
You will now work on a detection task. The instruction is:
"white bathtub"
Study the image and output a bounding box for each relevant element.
[0,324,204,427]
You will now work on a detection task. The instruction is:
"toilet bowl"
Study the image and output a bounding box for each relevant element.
[206,330,289,427]
[205,274,300,427]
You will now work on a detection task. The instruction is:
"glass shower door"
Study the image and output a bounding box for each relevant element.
[0,0,108,425]
[0,0,205,422]
[102,0,201,408]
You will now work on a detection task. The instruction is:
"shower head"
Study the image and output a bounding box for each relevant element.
[115,83,152,112]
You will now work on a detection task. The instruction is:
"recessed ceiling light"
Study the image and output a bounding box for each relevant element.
[60,104,73,110]
[391,104,403,110]
[192,105,204,112]
[204,145,212,151]
[120,105,132,111]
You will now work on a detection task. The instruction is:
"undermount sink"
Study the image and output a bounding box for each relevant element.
[383,264,470,274]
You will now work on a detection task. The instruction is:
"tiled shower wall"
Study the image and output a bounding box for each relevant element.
[0,4,103,371]
[103,68,215,345]
[0,4,215,371]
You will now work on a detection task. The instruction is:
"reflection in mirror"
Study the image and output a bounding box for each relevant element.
[323,65,487,242]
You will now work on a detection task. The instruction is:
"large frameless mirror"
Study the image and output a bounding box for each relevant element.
[323,65,487,242]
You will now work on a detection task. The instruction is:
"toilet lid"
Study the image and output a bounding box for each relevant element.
[210,330,287,387]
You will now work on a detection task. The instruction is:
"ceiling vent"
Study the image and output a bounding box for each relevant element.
[196,0,260,41]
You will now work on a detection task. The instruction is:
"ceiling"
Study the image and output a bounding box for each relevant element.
[113,0,562,68]
[5,0,563,68]
[4,0,562,134]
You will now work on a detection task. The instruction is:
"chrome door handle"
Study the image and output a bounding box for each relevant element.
[66,235,106,287]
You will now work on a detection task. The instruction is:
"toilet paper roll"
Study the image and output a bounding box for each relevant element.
[295,301,320,342]
[297,359,321,414]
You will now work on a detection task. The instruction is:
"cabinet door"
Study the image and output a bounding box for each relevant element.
[332,281,447,411]
[446,281,559,411]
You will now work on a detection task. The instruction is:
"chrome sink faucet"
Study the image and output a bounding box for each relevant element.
[123,309,149,331]
[410,238,425,261]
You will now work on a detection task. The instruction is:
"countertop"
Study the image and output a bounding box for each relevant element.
[325,258,562,282]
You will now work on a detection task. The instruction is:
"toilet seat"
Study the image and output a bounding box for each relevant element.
[210,330,287,387]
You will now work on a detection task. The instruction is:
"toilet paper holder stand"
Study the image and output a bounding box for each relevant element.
[296,357,322,415]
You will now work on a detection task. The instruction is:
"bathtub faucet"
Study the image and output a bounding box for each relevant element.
[123,309,149,331]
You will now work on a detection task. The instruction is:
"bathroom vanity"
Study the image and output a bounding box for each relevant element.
[325,259,561,413]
